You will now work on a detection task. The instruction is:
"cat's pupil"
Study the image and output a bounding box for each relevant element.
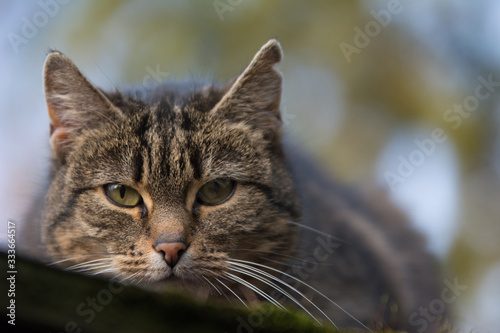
[206,182,219,198]
[119,185,126,199]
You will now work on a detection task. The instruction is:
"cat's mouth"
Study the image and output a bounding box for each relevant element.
[145,256,201,286]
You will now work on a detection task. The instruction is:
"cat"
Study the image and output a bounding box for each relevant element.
[29,39,441,331]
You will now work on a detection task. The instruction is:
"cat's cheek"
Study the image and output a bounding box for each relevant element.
[82,222,108,238]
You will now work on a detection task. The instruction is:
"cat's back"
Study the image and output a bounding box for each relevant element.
[284,144,441,330]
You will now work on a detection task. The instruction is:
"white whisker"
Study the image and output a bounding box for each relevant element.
[286,220,347,244]
[48,254,111,266]
[119,272,141,283]
[135,275,146,285]
[88,267,116,276]
[201,275,222,296]
[228,261,336,327]
[229,258,372,332]
[228,265,323,325]
[261,257,337,268]
[66,258,115,270]
[224,248,333,266]
[215,278,249,309]
[224,272,286,311]
[211,279,231,303]
[73,264,114,274]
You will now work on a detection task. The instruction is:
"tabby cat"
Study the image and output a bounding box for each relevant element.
[31,39,440,331]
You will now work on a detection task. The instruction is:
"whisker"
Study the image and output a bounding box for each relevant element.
[228,265,322,325]
[199,268,245,307]
[201,275,222,296]
[71,263,114,274]
[229,258,372,332]
[212,279,231,303]
[108,272,124,282]
[224,272,286,311]
[93,59,117,90]
[66,258,115,270]
[118,272,141,284]
[66,264,113,272]
[48,254,113,266]
[261,257,337,268]
[223,248,332,265]
[286,221,348,244]
[228,261,335,327]
[135,274,146,285]
[88,267,116,276]
[215,278,249,309]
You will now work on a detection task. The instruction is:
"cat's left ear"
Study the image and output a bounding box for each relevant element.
[213,39,283,142]
[43,51,124,161]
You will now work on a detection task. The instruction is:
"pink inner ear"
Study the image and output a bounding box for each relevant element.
[50,127,71,154]
[47,102,72,153]
[47,103,63,132]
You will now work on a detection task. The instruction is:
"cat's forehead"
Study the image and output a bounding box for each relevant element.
[109,82,222,117]
[70,89,268,199]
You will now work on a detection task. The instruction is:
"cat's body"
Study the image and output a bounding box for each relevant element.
[288,148,440,329]
[26,40,440,331]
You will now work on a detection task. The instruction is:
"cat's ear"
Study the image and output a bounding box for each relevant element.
[213,39,283,141]
[43,51,123,160]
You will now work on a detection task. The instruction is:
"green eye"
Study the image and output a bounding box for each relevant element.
[105,184,142,208]
[197,179,236,206]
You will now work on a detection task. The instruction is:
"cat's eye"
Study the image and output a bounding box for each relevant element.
[105,184,143,208]
[196,179,236,206]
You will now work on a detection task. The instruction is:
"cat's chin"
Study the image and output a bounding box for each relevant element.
[139,275,213,300]
[128,269,198,288]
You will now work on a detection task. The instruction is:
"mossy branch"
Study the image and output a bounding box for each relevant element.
[1,252,399,333]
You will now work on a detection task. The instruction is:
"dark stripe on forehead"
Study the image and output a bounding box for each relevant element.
[135,113,152,181]
[135,114,150,139]
[133,150,143,183]
[181,110,193,131]
[189,146,202,180]
[178,146,187,173]
[159,139,171,178]
[146,143,152,180]
[160,115,181,179]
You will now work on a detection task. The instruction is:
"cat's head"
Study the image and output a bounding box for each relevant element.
[42,40,300,293]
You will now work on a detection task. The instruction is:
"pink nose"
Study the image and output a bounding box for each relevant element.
[155,242,187,268]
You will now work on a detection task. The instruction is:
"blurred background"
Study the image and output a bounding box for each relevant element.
[1,0,499,331]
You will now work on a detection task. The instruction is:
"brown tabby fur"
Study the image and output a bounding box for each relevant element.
[29,40,440,331]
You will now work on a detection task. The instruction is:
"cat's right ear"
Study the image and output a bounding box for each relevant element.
[43,51,123,161]
[211,39,283,144]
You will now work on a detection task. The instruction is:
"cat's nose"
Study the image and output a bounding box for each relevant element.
[155,241,187,268]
